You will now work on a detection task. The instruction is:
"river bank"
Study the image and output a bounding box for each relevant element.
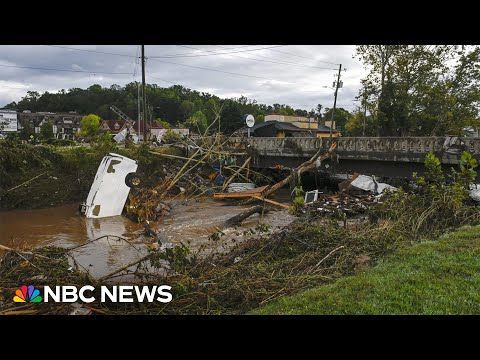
[2,141,480,314]
[0,140,184,210]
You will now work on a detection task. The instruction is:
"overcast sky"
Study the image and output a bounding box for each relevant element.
[0,45,366,113]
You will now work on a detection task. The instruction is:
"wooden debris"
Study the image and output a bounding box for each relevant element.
[224,205,264,228]
[311,192,376,216]
[241,142,337,206]
[250,196,290,209]
[213,185,269,199]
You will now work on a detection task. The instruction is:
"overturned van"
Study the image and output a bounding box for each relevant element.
[80,153,141,218]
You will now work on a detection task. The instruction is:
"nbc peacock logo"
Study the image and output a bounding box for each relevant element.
[13,285,43,303]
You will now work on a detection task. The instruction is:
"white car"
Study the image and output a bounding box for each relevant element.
[80,153,141,218]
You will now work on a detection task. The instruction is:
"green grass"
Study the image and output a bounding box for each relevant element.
[252,225,480,315]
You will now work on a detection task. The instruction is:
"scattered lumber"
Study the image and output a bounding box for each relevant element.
[250,196,290,209]
[241,142,337,206]
[213,185,269,199]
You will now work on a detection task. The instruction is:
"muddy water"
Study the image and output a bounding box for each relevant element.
[0,196,295,279]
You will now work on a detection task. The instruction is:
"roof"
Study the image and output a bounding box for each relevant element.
[136,120,164,130]
[101,119,128,130]
[317,124,338,133]
[243,120,337,133]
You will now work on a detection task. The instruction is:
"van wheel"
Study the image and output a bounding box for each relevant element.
[125,173,141,188]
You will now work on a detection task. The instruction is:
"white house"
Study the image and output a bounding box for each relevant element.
[0,109,18,133]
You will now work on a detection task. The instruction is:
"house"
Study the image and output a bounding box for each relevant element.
[264,114,318,130]
[263,114,340,137]
[241,120,338,138]
[18,111,83,140]
[0,109,18,133]
[100,120,132,135]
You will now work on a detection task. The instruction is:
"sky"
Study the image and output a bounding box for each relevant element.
[0,45,367,113]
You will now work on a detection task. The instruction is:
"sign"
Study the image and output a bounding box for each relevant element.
[245,114,255,128]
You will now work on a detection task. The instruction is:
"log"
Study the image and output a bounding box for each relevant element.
[240,142,337,206]
[224,205,264,228]
[213,185,269,199]
[250,196,290,209]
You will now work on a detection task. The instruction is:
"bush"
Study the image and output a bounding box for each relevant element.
[47,139,76,147]
[161,129,182,144]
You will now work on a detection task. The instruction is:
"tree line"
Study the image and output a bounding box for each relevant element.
[347,45,480,137]
[4,83,329,135]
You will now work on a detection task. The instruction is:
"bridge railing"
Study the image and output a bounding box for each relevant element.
[225,136,480,157]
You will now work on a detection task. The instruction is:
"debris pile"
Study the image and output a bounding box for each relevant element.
[313,192,377,216]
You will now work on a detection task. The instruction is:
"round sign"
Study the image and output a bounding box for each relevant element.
[245,114,255,128]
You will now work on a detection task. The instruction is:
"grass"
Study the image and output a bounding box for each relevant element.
[252,225,480,315]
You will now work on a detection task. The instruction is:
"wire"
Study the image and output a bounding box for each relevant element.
[132,45,140,79]
[0,63,133,75]
[269,47,340,66]
[148,45,286,58]
[210,45,338,70]
[44,45,138,58]
[148,57,294,83]
[148,75,177,84]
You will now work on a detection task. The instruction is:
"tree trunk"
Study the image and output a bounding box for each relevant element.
[224,205,264,228]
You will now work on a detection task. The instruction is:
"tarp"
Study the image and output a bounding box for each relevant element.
[350,175,397,195]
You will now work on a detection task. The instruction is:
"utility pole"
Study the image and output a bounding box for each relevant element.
[137,82,141,136]
[141,45,147,141]
[362,92,367,136]
[329,63,342,138]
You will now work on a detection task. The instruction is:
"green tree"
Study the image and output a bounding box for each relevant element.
[80,114,101,138]
[155,118,171,129]
[19,121,34,140]
[323,107,352,133]
[355,45,480,136]
[39,120,54,140]
[452,151,478,189]
[180,100,194,121]
[186,110,208,134]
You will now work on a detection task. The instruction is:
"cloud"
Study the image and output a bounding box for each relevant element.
[0,45,366,111]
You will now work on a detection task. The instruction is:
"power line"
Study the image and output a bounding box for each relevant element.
[211,45,338,70]
[44,45,138,58]
[147,75,177,84]
[269,47,340,66]
[0,63,133,75]
[148,57,294,83]
[148,45,286,58]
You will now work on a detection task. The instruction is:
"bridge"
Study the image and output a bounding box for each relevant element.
[225,136,480,178]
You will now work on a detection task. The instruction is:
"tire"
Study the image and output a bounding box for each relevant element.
[125,172,141,188]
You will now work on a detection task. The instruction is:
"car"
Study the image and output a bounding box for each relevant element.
[79,153,141,218]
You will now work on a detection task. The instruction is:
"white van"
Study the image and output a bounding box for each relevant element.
[80,153,141,218]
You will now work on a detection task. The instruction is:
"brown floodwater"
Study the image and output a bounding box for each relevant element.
[0,195,295,279]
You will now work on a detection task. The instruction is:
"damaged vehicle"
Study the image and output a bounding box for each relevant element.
[80,153,141,218]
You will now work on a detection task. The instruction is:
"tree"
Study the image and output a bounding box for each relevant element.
[155,118,171,129]
[80,114,101,138]
[220,100,243,134]
[323,107,351,133]
[180,100,194,121]
[186,110,208,134]
[355,45,480,136]
[19,121,34,141]
[40,120,54,140]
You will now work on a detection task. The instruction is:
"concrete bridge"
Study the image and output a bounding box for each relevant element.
[225,136,480,178]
